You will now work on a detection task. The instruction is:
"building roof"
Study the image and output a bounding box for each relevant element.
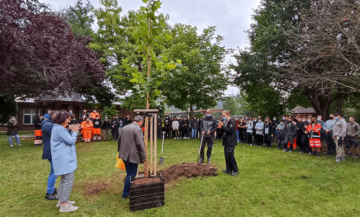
[168,109,223,114]
[290,106,316,114]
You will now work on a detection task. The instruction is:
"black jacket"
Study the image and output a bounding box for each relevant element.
[296,122,305,134]
[157,118,163,129]
[184,119,190,128]
[200,116,217,136]
[191,119,199,129]
[69,119,78,125]
[221,119,237,147]
[164,119,172,129]
[272,120,279,131]
[102,120,111,130]
[124,118,132,126]
[285,122,297,138]
[34,119,42,130]
[93,118,101,128]
[179,119,185,128]
[111,119,119,129]
[6,121,19,135]
[263,122,274,135]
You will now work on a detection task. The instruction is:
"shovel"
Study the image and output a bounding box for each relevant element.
[198,134,204,163]
[159,132,166,165]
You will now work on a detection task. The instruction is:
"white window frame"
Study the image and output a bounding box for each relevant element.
[23,109,38,125]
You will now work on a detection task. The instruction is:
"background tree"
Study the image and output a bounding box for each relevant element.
[0,95,18,124]
[161,24,229,119]
[222,97,241,116]
[0,0,105,99]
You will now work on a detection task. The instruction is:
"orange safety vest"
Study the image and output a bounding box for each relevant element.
[81,121,93,131]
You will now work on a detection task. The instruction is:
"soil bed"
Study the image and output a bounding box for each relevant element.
[158,163,218,184]
[86,182,108,196]
[132,177,162,185]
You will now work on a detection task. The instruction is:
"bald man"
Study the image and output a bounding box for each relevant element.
[199,109,217,164]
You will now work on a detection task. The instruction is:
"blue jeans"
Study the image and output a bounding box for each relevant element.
[236,131,239,142]
[9,133,20,146]
[47,160,58,193]
[192,129,197,138]
[122,159,138,198]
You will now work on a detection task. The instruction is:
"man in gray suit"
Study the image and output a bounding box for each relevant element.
[118,115,147,198]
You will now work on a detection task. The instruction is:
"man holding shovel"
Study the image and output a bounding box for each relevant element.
[199,109,217,164]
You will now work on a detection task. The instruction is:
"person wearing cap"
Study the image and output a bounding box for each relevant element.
[44,114,50,120]
[118,115,147,198]
[346,117,360,158]
[101,116,111,141]
[333,113,347,162]
[92,115,102,142]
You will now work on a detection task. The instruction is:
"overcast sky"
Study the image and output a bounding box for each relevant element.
[40,0,261,96]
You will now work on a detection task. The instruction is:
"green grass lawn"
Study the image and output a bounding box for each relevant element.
[1,133,360,217]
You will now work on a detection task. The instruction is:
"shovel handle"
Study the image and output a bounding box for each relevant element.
[161,132,165,155]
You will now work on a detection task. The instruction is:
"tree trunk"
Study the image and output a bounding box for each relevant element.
[336,92,346,114]
[305,88,331,120]
[190,105,194,120]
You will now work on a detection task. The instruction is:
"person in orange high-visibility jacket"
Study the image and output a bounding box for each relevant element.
[81,118,93,143]
[305,117,322,157]
[90,109,100,119]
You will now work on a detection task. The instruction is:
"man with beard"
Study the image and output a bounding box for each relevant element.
[199,109,217,164]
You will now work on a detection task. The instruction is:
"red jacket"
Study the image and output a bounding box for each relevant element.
[306,124,321,138]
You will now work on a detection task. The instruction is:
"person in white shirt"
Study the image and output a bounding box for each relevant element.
[172,117,179,139]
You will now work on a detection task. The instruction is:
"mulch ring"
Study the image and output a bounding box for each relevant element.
[158,163,218,184]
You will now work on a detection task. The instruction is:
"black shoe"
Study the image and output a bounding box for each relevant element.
[45,193,57,200]
[53,188,57,194]
[349,153,353,157]
[222,170,231,175]
[231,172,239,176]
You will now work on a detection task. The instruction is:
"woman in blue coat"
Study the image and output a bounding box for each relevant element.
[51,111,80,213]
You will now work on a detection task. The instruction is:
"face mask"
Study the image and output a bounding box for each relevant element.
[258,119,261,122]
[70,112,72,114]
[302,119,305,122]
[307,120,311,123]
[282,118,285,120]
[245,118,248,120]
[11,119,15,121]
[335,117,339,121]
[207,114,211,117]
[96,118,98,120]
[105,116,108,119]
[127,116,129,118]
[94,111,96,113]
[223,117,227,122]
[87,119,90,121]
[317,119,321,122]
[258,117,260,119]
[273,118,276,120]
[40,117,43,120]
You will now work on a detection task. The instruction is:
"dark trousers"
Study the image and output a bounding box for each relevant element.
[297,132,304,151]
[165,128,171,138]
[224,146,238,173]
[264,134,271,147]
[111,129,118,140]
[122,159,138,198]
[216,129,222,140]
[283,136,295,149]
[256,134,263,146]
[200,136,214,161]
[253,131,257,144]
[325,132,335,154]
[239,130,245,142]
[247,132,253,145]
[302,134,310,152]
[277,134,285,149]
[157,128,162,139]
[173,130,179,138]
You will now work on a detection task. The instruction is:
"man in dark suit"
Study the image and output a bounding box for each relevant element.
[218,110,238,176]
[118,115,147,198]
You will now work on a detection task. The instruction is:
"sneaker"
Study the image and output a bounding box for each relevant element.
[247,144,250,146]
[59,203,78,213]
[18,144,21,146]
[275,148,279,150]
[289,150,292,153]
[349,153,353,157]
[317,153,321,158]
[57,200,75,207]
[10,145,13,147]
[283,148,287,152]
[355,155,359,159]
[231,172,239,176]
[222,170,231,175]
[341,158,345,161]
[174,138,176,140]
[336,157,340,162]
[250,144,253,146]
[45,193,57,200]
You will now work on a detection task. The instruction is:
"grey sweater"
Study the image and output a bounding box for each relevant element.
[333,118,347,137]
[346,122,360,137]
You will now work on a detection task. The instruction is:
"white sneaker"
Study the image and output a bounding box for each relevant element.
[174,138,176,140]
[59,203,78,213]
[57,200,75,207]
[18,144,21,146]
[10,145,13,147]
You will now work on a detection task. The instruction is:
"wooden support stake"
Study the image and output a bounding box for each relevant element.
[154,114,157,176]
[144,116,149,177]
[150,116,153,175]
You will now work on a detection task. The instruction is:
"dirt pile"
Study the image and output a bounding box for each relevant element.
[86,182,108,196]
[133,177,162,185]
[158,163,218,184]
